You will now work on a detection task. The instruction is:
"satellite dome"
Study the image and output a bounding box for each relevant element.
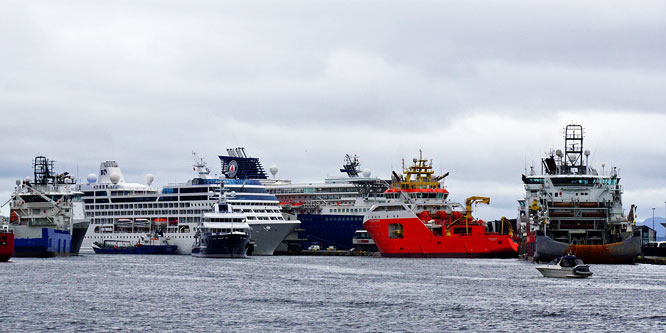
[270,165,278,177]
[555,149,563,157]
[109,172,121,184]
[24,176,31,183]
[16,179,21,186]
[362,168,371,177]
[413,158,418,163]
[145,174,154,186]
[87,173,97,184]
[220,174,226,180]
[584,149,591,156]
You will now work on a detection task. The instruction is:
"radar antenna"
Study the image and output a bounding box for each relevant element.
[192,151,210,176]
[339,154,360,177]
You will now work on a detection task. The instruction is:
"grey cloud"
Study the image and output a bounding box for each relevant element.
[1,1,666,234]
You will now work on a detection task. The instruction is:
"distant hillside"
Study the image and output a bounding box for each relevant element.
[637,217,665,240]
[638,216,666,228]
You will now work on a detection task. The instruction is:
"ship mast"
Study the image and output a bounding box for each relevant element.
[562,124,585,175]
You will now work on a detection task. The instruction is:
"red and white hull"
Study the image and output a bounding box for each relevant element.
[364,217,518,258]
[1,231,14,262]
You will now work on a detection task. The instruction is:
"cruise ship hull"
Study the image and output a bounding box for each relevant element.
[534,235,641,264]
[192,233,250,258]
[297,214,363,250]
[364,218,518,258]
[12,226,73,257]
[249,221,300,255]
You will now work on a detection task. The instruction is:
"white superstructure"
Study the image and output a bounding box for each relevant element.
[80,153,299,255]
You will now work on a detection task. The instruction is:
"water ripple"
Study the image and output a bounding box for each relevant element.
[1,255,665,331]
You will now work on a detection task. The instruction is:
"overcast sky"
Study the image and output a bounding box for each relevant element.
[1,1,665,234]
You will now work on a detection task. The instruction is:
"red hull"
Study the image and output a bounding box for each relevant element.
[0,232,14,262]
[364,218,518,258]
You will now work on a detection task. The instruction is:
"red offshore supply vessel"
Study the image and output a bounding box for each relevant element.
[1,225,14,262]
[363,152,518,258]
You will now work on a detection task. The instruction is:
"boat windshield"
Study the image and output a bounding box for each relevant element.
[559,257,579,267]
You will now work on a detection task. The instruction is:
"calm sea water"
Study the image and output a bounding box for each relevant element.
[1,255,665,332]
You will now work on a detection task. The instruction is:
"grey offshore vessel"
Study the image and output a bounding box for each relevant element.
[517,124,641,264]
[4,156,89,257]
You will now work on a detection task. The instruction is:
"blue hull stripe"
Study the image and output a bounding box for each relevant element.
[13,228,72,257]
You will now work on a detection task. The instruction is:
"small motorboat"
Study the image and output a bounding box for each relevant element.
[536,254,593,278]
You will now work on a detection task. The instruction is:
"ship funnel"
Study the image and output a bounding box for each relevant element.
[98,161,125,184]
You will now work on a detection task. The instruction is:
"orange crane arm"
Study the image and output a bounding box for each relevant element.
[465,196,490,220]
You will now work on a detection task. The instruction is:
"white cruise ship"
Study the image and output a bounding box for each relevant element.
[263,154,389,250]
[79,150,300,255]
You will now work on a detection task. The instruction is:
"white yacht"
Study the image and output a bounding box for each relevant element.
[192,191,251,258]
[79,150,299,255]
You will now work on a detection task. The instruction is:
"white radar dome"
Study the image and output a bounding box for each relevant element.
[109,172,121,184]
[584,149,591,156]
[24,176,31,183]
[362,168,371,177]
[145,174,154,186]
[413,158,418,163]
[555,149,563,157]
[270,165,278,177]
[87,173,97,184]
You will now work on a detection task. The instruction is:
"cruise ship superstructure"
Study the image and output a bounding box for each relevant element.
[80,150,299,255]
[518,124,641,264]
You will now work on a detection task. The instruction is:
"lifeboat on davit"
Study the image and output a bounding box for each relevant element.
[362,152,518,258]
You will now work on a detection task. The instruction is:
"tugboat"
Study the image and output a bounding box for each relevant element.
[0,224,14,262]
[2,156,90,257]
[92,233,178,254]
[363,151,519,258]
[518,124,641,264]
[191,177,252,258]
[536,254,593,278]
